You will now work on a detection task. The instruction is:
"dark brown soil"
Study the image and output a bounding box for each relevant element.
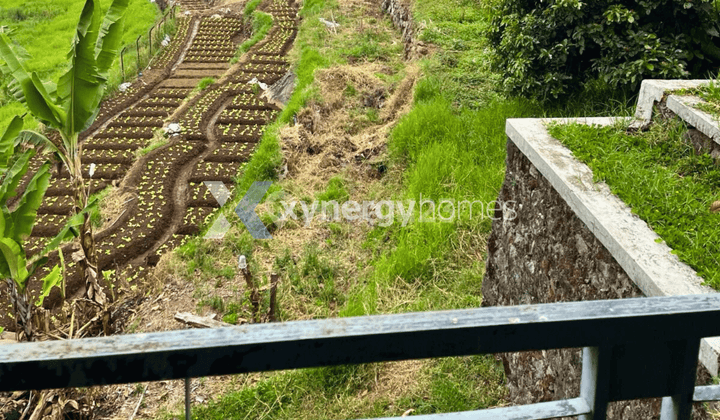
[0,0,301,335]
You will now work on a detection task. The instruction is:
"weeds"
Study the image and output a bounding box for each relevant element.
[136,134,168,158]
[692,75,720,118]
[196,77,216,91]
[231,11,273,62]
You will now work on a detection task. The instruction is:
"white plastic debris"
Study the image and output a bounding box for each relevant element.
[319,17,339,28]
[247,77,268,91]
[88,163,96,178]
[165,123,182,135]
[161,34,171,47]
[118,82,132,92]
[211,14,222,19]
[184,10,190,15]
[238,255,247,270]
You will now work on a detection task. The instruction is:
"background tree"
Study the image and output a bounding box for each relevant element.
[0,0,129,306]
[489,0,720,101]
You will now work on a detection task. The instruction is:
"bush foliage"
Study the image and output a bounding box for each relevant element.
[489,0,720,100]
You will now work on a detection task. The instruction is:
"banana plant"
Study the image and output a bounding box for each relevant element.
[0,0,129,306]
[0,116,92,341]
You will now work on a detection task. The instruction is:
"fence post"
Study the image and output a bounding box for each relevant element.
[148,26,154,57]
[579,346,610,420]
[185,377,191,420]
[658,339,702,420]
[120,46,127,82]
[136,35,142,75]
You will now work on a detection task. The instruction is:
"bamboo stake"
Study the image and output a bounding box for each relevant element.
[268,273,279,322]
[128,385,147,420]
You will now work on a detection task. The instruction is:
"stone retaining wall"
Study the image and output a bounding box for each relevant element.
[482,138,716,419]
[380,0,427,59]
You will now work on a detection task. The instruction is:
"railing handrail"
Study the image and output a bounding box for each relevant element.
[3,294,720,420]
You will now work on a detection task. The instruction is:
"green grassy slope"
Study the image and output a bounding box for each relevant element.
[0,0,160,131]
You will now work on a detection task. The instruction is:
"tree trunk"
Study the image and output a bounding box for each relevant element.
[70,150,106,307]
[7,278,34,342]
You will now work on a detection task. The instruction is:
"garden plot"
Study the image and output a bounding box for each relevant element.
[227,93,278,110]
[37,195,75,215]
[178,88,228,139]
[83,137,151,151]
[242,62,290,75]
[138,96,184,108]
[58,162,129,180]
[81,149,136,165]
[31,214,67,237]
[47,179,108,196]
[253,26,297,55]
[96,141,206,268]
[159,78,206,88]
[108,115,166,128]
[189,160,245,183]
[178,206,215,235]
[205,142,253,162]
[95,125,156,139]
[183,18,245,63]
[25,238,49,260]
[153,88,194,98]
[217,108,278,124]
[186,181,224,207]
[215,123,265,142]
[149,17,192,70]
[122,106,176,118]
[2,0,302,332]
[178,0,210,11]
[174,69,226,78]
[177,62,231,70]
[247,53,288,64]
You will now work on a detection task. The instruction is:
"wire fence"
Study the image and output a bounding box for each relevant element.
[119,4,178,83]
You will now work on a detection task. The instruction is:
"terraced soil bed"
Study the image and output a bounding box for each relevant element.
[0,0,301,333]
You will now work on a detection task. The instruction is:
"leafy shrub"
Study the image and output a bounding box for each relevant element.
[489,0,720,100]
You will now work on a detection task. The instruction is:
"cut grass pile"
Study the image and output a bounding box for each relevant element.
[0,0,160,131]
[549,118,720,288]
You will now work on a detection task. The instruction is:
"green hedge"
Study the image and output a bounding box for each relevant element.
[489,0,720,101]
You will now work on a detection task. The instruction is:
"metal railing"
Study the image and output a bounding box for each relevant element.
[3,294,720,420]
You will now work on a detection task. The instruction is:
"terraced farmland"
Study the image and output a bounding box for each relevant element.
[0,0,300,331]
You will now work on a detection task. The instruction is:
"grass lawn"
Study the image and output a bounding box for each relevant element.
[549,118,720,288]
[0,0,160,132]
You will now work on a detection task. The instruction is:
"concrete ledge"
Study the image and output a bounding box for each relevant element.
[667,94,720,145]
[506,117,720,375]
[634,79,708,121]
